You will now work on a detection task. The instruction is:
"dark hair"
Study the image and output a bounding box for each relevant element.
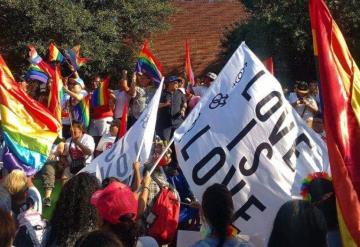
[202,183,234,247]
[268,200,327,247]
[47,173,101,247]
[101,177,120,189]
[71,120,85,132]
[75,230,124,247]
[0,207,16,247]
[308,178,338,230]
[103,214,140,247]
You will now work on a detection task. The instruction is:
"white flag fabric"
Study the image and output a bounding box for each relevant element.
[174,43,329,245]
[81,79,164,182]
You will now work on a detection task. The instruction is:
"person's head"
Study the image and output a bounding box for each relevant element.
[0,207,16,247]
[48,173,100,246]
[69,78,85,93]
[177,77,185,88]
[268,200,327,247]
[137,73,151,88]
[296,81,309,98]
[301,173,337,230]
[101,177,121,189]
[91,181,139,247]
[312,113,324,134]
[201,183,234,247]
[203,72,217,87]
[75,230,124,247]
[107,120,120,137]
[151,136,172,166]
[165,76,180,92]
[92,76,101,89]
[71,120,85,139]
[3,170,28,209]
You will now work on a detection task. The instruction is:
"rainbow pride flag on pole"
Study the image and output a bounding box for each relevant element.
[65,45,89,70]
[91,77,109,107]
[185,39,195,86]
[48,65,64,124]
[309,0,360,245]
[48,43,64,63]
[0,56,60,173]
[73,95,90,128]
[135,40,163,85]
[25,64,49,83]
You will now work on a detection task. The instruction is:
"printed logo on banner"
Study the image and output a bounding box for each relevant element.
[174,42,329,245]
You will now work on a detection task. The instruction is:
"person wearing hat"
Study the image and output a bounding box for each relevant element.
[156,75,187,142]
[91,180,159,247]
[94,119,119,157]
[190,72,217,98]
[288,81,319,128]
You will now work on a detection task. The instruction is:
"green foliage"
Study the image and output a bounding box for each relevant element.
[222,0,360,85]
[0,0,173,81]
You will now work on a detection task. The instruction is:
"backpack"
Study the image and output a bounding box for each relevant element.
[146,175,180,245]
[14,209,47,247]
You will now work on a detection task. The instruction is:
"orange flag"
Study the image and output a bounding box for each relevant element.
[309,0,360,245]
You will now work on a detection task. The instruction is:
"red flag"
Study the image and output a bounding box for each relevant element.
[185,39,195,86]
[118,103,128,139]
[263,57,274,75]
[309,0,360,244]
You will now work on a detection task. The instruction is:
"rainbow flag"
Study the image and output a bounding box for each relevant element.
[185,39,195,86]
[135,40,163,85]
[48,43,64,63]
[48,65,64,124]
[91,77,109,107]
[65,45,89,70]
[25,64,49,83]
[309,0,360,245]
[73,95,90,128]
[0,55,60,173]
[28,45,55,79]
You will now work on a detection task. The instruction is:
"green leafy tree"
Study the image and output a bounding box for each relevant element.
[0,0,173,81]
[222,0,360,85]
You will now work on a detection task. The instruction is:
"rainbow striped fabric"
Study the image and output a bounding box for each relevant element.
[91,77,109,107]
[48,65,64,124]
[0,56,60,173]
[135,40,163,84]
[65,45,89,70]
[25,64,49,83]
[73,95,90,128]
[48,43,64,63]
[310,0,360,245]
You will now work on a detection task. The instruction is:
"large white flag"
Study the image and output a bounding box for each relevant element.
[81,79,164,182]
[174,43,329,245]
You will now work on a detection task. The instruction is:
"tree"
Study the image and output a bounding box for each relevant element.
[222,0,360,85]
[0,0,173,81]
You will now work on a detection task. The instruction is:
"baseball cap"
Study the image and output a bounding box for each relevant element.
[205,72,217,81]
[165,75,180,84]
[91,181,138,224]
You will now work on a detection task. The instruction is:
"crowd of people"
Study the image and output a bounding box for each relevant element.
[0,53,339,247]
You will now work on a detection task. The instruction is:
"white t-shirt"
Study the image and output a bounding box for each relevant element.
[114,90,131,119]
[288,93,318,121]
[62,90,89,125]
[65,134,95,164]
[96,133,116,152]
[192,85,208,97]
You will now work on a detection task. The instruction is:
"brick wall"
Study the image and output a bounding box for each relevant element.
[149,0,249,78]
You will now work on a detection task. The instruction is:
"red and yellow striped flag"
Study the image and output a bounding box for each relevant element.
[48,65,64,124]
[309,0,360,245]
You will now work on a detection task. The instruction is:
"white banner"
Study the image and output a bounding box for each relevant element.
[81,79,164,182]
[174,43,329,245]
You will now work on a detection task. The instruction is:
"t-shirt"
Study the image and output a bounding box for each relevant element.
[96,133,116,152]
[129,86,156,119]
[192,85,208,97]
[288,93,318,121]
[114,90,131,119]
[65,134,95,164]
[62,90,88,125]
